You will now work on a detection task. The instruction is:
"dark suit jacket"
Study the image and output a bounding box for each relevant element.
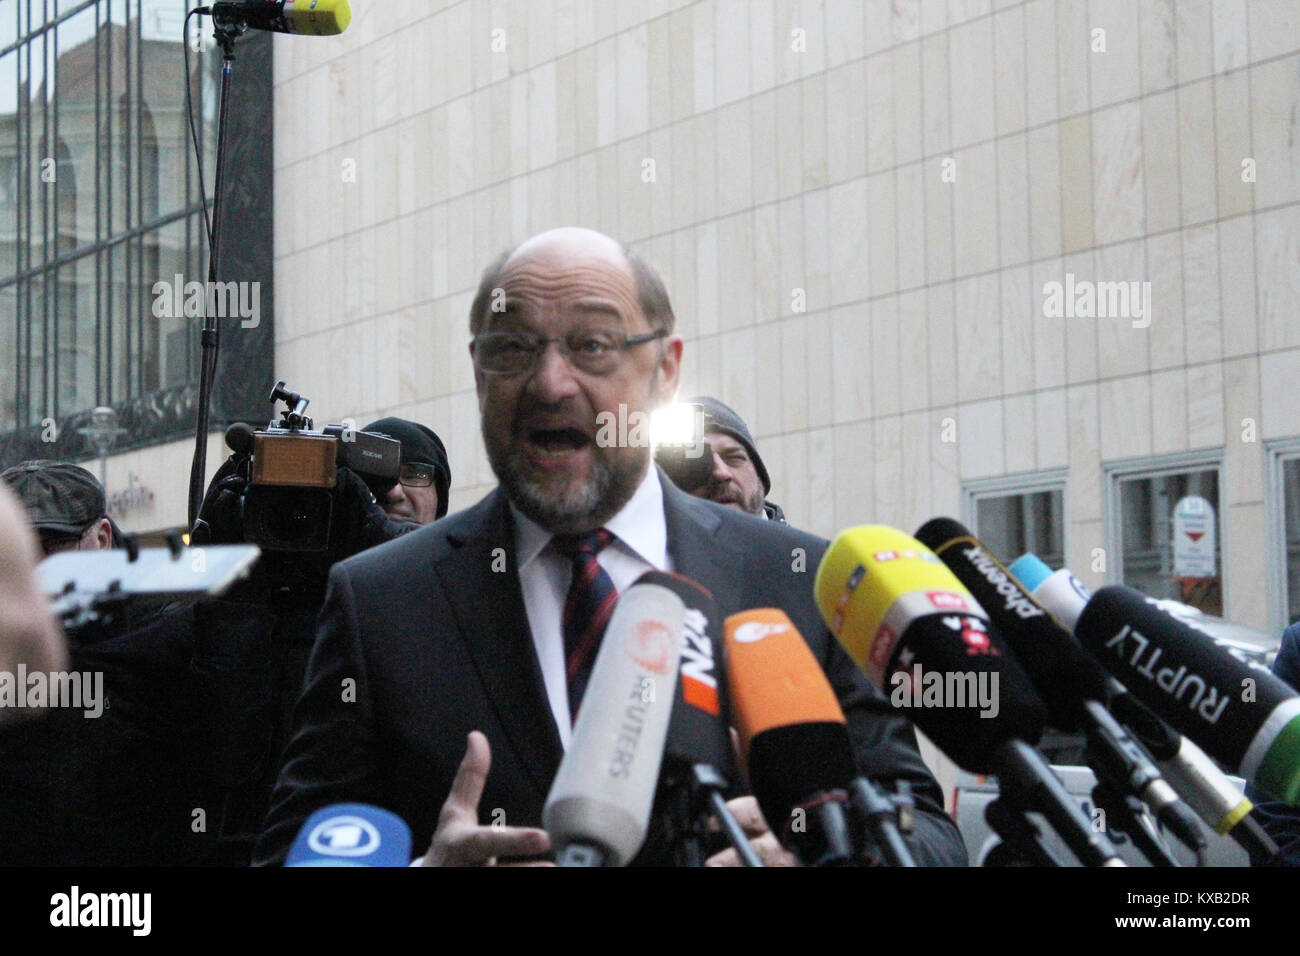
[254,472,967,865]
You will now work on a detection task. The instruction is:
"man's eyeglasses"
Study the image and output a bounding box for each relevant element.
[472,328,668,376]
[398,463,437,488]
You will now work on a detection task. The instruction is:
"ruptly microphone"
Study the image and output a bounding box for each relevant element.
[1009,553,1280,862]
[914,519,1203,859]
[285,804,412,866]
[542,572,685,866]
[814,526,1125,866]
[200,0,352,36]
[725,608,860,866]
[1075,585,1300,806]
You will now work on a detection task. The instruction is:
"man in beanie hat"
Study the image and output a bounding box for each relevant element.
[0,460,115,557]
[685,397,787,523]
[361,417,452,525]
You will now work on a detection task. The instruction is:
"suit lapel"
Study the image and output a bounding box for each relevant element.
[659,468,747,614]
[434,489,563,797]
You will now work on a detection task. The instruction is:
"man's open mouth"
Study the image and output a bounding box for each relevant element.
[525,427,591,454]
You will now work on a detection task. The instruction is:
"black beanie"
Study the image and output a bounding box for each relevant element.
[685,396,770,495]
[363,417,452,518]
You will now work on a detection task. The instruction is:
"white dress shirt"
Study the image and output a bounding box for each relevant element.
[511,465,674,747]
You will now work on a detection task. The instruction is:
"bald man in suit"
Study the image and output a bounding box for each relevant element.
[256,228,966,867]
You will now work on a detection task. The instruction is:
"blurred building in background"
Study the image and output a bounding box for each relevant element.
[6,4,1300,657]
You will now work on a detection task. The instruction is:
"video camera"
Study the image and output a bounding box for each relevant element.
[222,381,401,552]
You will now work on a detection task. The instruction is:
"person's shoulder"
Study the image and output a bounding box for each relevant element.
[334,491,499,584]
[711,500,827,552]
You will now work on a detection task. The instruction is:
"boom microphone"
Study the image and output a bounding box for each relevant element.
[814,526,1125,866]
[914,519,1202,858]
[1075,585,1300,805]
[725,608,859,865]
[542,573,684,866]
[1009,552,1278,860]
[201,0,352,36]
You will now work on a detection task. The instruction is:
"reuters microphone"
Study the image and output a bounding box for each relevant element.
[725,608,860,866]
[542,572,684,866]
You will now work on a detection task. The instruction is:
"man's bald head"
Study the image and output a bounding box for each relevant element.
[469,228,675,336]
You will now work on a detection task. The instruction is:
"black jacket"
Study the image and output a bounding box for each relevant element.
[255,471,968,866]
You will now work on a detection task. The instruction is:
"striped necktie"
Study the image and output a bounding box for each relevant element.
[551,529,618,721]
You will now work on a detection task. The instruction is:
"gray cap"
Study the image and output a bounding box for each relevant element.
[0,460,106,534]
[686,396,770,495]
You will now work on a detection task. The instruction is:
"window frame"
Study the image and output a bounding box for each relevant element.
[961,468,1069,568]
[1265,437,1300,636]
[1102,448,1226,609]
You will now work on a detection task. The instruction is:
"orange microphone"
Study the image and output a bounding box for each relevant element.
[724,609,859,866]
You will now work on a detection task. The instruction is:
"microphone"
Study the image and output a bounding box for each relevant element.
[814,526,1126,866]
[1075,585,1300,805]
[724,608,860,866]
[1009,552,1278,861]
[225,421,254,455]
[285,804,412,866]
[647,574,756,866]
[200,0,352,36]
[542,573,685,866]
[914,519,1203,859]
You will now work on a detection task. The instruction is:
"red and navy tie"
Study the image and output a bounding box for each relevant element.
[551,529,618,721]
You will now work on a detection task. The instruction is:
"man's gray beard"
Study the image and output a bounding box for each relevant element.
[485,431,648,535]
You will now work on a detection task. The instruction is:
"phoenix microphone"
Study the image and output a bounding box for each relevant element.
[915,519,1203,859]
[725,608,860,865]
[814,526,1125,866]
[543,572,685,866]
[285,804,412,866]
[200,0,352,36]
[1009,552,1278,861]
[1075,585,1300,805]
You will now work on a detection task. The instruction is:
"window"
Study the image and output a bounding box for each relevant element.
[1105,452,1223,616]
[963,470,1067,569]
[0,1,271,466]
[1267,439,1300,634]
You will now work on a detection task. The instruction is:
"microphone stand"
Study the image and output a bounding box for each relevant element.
[849,778,916,867]
[665,765,763,867]
[187,13,247,531]
[983,790,1065,867]
[1090,782,1181,867]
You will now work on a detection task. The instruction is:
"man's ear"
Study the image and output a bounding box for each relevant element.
[92,517,113,550]
[655,335,684,405]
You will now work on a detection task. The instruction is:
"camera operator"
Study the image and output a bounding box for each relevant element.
[362,417,451,525]
[184,406,433,864]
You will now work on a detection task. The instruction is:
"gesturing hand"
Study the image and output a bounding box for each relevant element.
[420,731,553,866]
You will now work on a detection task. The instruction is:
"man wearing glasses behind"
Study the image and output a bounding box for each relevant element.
[361,417,452,525]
